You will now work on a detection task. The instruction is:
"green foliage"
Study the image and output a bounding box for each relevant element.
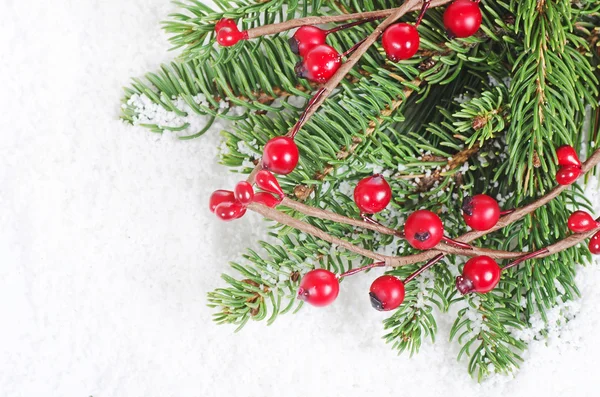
[121,0,600,380]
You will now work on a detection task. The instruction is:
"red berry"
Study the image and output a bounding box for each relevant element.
[443,0,482,38]
[369,275,405,311]
[556,145,581,168]
[295,44,341,83]
[216,27,248,47]
[289,26,327,57]
[456,255,501,294]
[214,201,246,221]
[215,18,237,32]
[404,210,444,250]
[297,269,339,307]
[556,165,581,185]
[262,137,300,175]
[462,194,500,231]
[252,192,280,208]
[234,181,254,206]
[353,175,392,214]
[209,190,236,213]
[381,23,420,61]
[255,170,284,198]
[568,211,599,233]
[589,231,600,254]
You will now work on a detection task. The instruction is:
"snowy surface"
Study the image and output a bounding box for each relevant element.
[2,1,600,396]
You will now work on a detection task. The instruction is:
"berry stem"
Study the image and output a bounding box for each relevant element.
[441,236,473,250]
[325,17,382,35]
[404,253,444,283]
[244,0,454,39]
[415,0,432,27]
[289,88,326,138]
[338,261,386,278]
[500,209,515,216]
[341,37,368,58]
[501,248,550,271]
[361,213,404,237]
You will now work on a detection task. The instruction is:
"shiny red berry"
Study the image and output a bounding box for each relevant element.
[295,44,341,83]
[462,194,500,231]
[262,137,300,175]
[255,170,284,198]
[216,27,248,47]
[556,145,581,168]
[214,201,247,221]
[209,190,236,213]
[382,23,420,61]
[443,0,482,38]
[215,18,237,32]
[589,231,600,254]
[556,165,581,185]
[353,175,392,214]
[234,181,254,206]
[297,269,339,307]
[369,275,405,311]
[568,211,599,233]
[252,192,280,208]
[289,26,327,57]
[404,210,444,250]
[456,255,501,294]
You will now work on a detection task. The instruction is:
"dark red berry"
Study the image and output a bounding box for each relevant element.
[295,44,341,83]
[209,190,236,213]
[252,192,280,208]
[215,18,237,32]
[353,175,392,214]
[214,201,246,221]
[255,170,284,198]
[262,137,300,175]
[556,165,581,185]
[456,256,500,294]
[462,194,500,231]
[234,181,254,206]
[382,23,420,61]
[369,275,405,311]
[568,211,599,233]
[443,0,482,38]
[297,269,339,307]
[556,145,581,168]
[589,231,600,254]
[404,210,444,250]
[289,26,327,57]
[216,27,248,47]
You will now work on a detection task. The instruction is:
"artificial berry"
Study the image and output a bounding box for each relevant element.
[252,192,280,208]
[297,269,339,307]
[381,23,420,61]
[353,175,392,214]
[556,165,581,185]
[404,210,444,250]
[209,190,236,213]
[462,194,500,231]
[568,211,599,233]
[556,145,581,168]
[262,136,300,175]
[214,201,247,221]
[589,231,600,254]
[295,44,341,83]
[289,26,327,57]
[234,181,254,206]
[443,0,482,38]
[369,275,405,311]
[215,18,237,32]
[255,170,285,198]
[456,255,501,294]
[216,27,248,47]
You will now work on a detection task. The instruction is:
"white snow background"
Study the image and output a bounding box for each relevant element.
[1,1,600,396]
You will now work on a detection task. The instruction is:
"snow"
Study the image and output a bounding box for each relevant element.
[2,0,600,396]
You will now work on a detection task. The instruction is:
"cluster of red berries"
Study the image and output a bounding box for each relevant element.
[209,170,283,220]
[289,26,344,83]
[568,210,600,254]
[555,145,582,185]
[214,18,249,47]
